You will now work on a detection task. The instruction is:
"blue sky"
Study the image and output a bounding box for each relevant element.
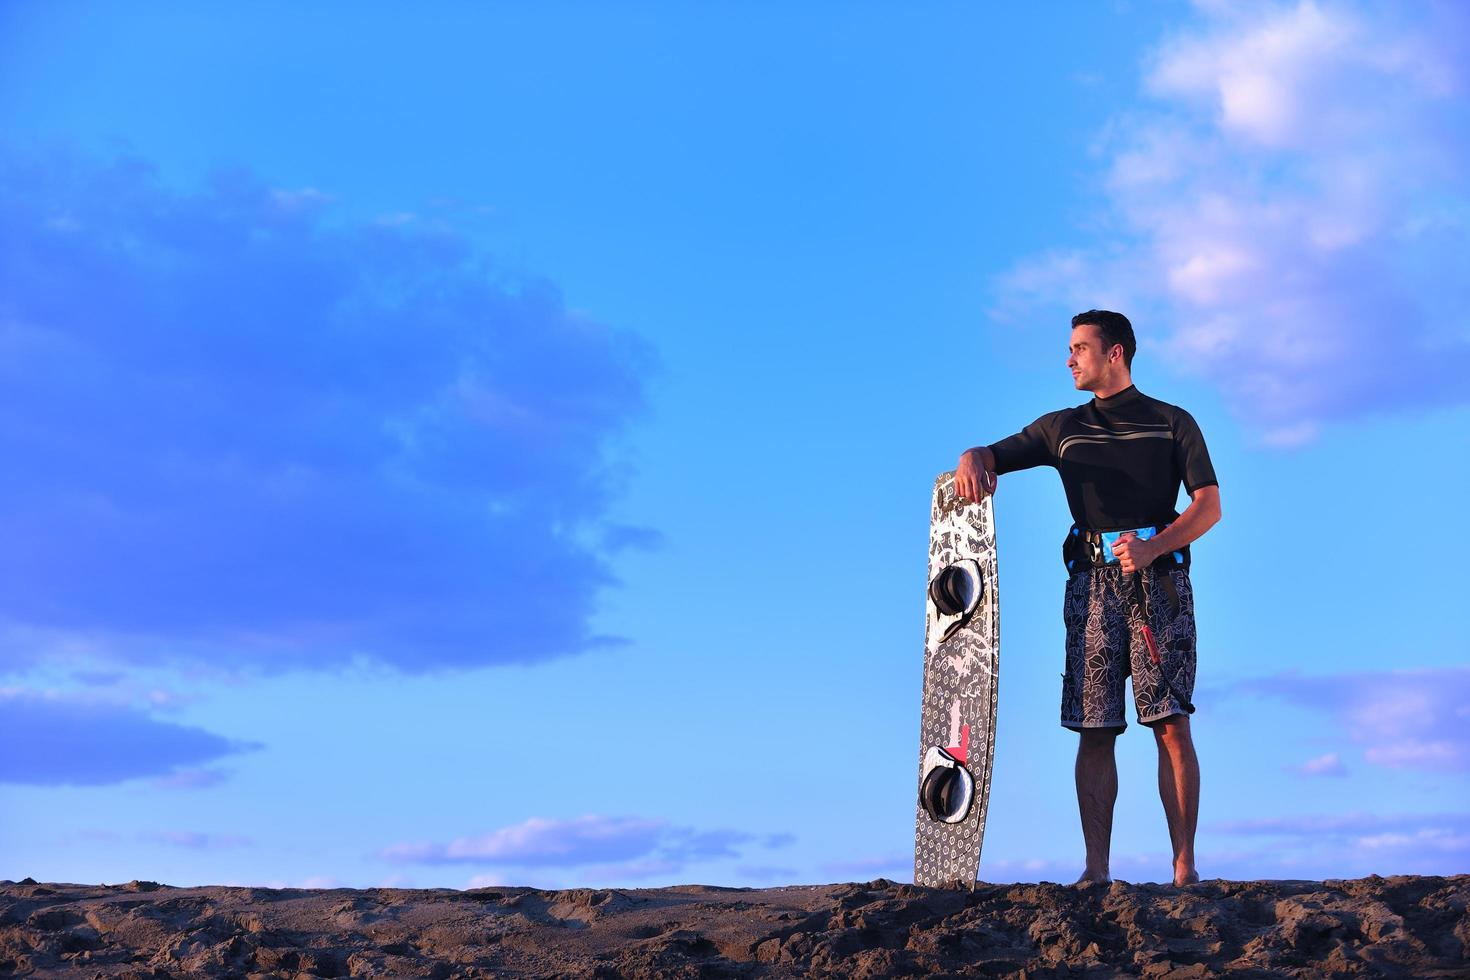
[1,1,1466,889]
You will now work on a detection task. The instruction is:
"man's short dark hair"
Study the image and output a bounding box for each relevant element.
[1071,310,1135,369]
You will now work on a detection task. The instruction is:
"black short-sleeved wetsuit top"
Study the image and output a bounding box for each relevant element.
[987,385,1217,543]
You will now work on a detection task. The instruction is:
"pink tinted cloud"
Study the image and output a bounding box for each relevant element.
[151,767,233,790]
[1289,752,1347,778]
[380,814,785,878]
[381,815,666,867]
[1206,810,1470,877]
[1238,666,1470,772]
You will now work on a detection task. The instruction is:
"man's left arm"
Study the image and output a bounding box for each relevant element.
[1112,486,1221,575]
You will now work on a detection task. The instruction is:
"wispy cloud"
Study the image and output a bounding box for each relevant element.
[0,144,653,677]
[577,858,683,883]
[151,766,233,790]
[996,1,1470,445]
[1287,751,1347,778]
[980,853,1180,885]
[465,872,509,889]
[60,829,123,846]
[0,689,260,786]
[380,814,788,882]
[818,854,909,878]
[599,524,666,553]
[144,830,254,849]
[732,863,799,883]
[983,811,1470,882]
[661,827,774,861]
[1206,810,1470,878]
[1211,811,1467,837]
[297,875,343,889]
[68,828,255,849]
[1236,666,1470,772]
[382,815,666,867]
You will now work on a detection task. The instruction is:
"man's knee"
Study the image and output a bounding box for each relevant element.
[1151,714,1192,749]
[1078,727,1120,755]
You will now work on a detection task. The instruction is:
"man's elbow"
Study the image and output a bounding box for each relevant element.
[1199,487,1222,527]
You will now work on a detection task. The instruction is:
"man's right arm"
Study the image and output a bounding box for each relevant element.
[955,413,1059,502]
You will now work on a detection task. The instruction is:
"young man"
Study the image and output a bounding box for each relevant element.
[954,310,1221,887]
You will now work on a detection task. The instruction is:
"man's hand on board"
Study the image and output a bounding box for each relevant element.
[955,447,997,502]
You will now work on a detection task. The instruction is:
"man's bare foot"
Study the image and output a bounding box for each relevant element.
[1073,870,1112,885]
[1173,867,1200,887]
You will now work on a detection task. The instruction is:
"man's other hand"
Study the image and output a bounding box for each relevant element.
[1110,532,1158,576]
[955,447,997,502]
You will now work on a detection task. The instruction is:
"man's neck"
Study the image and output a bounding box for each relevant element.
[1089,375,1134,400]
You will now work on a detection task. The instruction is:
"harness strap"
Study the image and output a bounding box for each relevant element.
[1064,524,1187,577]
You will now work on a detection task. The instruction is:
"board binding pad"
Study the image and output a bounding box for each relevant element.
[915,470,999,888]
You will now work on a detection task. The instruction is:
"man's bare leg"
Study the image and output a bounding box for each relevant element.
[1152,714,1200,886]
[1075,727,1120,883]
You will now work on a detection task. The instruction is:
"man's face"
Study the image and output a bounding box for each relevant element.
[1067,323,1117,391]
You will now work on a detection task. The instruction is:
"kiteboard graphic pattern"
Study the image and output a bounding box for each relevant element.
[914,471,999,888]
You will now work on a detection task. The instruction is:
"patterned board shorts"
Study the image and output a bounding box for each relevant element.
[1061,566,1197,731]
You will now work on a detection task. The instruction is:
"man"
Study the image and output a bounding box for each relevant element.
[954,310,1220,887]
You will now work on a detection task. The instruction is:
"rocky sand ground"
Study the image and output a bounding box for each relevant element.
[1,875,1465,978]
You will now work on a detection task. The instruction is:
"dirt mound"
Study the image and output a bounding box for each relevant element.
[1,874,1464,977]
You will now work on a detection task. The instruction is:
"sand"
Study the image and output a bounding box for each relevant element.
[1,874,1466,978]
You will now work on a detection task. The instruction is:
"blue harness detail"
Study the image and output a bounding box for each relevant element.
[1066,525,1184,574]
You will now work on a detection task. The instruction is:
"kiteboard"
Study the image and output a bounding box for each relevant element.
[914,470,999,888]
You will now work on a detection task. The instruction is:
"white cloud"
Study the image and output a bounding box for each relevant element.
[1150,1,1370,148]
[997,1,1470,444]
